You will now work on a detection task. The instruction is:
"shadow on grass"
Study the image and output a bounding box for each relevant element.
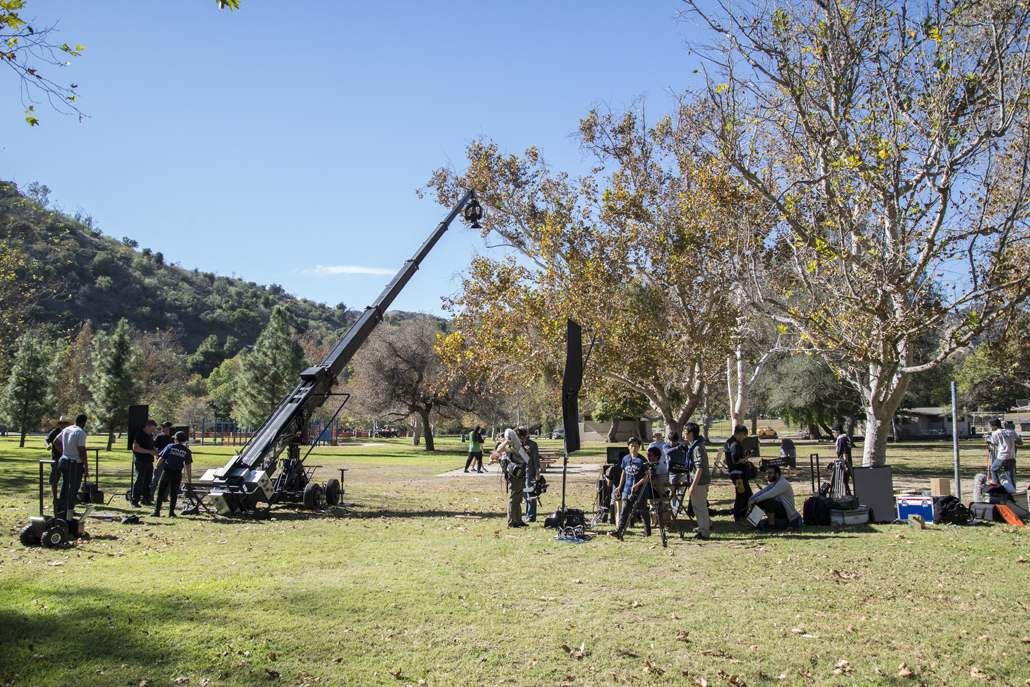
[0,584,229,681]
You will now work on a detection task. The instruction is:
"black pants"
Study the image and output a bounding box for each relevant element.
[55,459,83,517]
[465,452,483,471]
[756,498,798,529]
[132,458,154,505]
[731,473,753,520]
[153,468,183,515]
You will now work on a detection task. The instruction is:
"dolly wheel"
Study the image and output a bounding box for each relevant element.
[302,482,322,510]
[324,478,341,506]
[41,527,68,548]
[19,524,40,547]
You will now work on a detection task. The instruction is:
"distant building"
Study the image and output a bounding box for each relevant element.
[579,419,653,443]
[889,407,973,439]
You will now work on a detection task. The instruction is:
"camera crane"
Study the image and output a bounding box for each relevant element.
[201,190,484,516]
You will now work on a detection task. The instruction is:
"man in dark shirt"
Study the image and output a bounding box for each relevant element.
[150,422,175,503]
[725,425,754,524]
[152,431,193,517]
[517,427,542,523]
[131,419,159,508]
[44,416,71,503]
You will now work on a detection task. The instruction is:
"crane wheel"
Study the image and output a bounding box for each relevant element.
[302,482,323,510]
[325,479,341,506]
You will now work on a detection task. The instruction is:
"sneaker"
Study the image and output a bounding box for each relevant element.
[151,510,161,517]
[463,469,469,473]
[477,469,485,473]
[168,512,178,518]
[693,532,710,540]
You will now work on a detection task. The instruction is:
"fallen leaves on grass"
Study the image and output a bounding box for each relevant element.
[262,668,280,680]
[676,631,690,641]
[716,669,746,686]
[389,669,403,679]
[539,596,556,602]
[833,660,853,674]
[641,660,663,675]
[970,666,989,680]
[561,643,586,659]
[1017,556,1027,563]
[694,679,708,687]
[1021,637,1030,643]
[898,662,914,678]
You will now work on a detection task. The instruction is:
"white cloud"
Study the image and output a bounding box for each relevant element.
[301,265,395,276]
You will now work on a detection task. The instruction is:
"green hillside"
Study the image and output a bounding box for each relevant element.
[1,180,424,356]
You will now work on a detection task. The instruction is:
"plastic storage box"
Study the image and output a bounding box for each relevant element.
[830,505,869,525]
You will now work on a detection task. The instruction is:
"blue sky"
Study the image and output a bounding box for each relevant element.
[0,1,704,316]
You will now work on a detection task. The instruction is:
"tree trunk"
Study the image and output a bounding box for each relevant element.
[606,419,619,443]
[419,409,435,451]
[412,416,422,446]
[702,394,712,442]
[806,423,822,440]
[859,368,912,467]
[844,415,858,438]
[19,428,26,448]
[107,431,115,451]
[636,416,645,440]
[727,352,748,429]
[751,414,758,435]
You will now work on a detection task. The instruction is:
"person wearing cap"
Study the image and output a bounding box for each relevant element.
[831,423,853,470]
[987,418,1022,486]
[152,431,193,517]
[44,416,72,504]
[150,421,175,503]
[648,430,664,451]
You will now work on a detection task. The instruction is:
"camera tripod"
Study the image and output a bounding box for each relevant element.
[614,465,671,548]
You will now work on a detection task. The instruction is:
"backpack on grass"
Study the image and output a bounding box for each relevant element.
[933,495,969,525]
[803,496,832,526]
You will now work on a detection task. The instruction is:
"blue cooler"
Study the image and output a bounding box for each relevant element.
[897,496,934,522]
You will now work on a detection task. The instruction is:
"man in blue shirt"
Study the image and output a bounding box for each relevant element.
[152,432,193,518]
[612,437,652,540]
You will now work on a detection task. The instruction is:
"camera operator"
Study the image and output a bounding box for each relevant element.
[748,465,801,530]
[725,425,754,524]
[605,453,625,525]
[516,427,542,523]
[492,428,530,528]
[683,422,711,540]
[611,438,653,539]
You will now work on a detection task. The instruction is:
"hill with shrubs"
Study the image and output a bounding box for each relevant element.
[0,179,423,362]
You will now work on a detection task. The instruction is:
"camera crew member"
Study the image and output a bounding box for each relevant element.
[987,417,1021,486]
[725,425,754,524]
[612,438,653,539]
[684,422,711,540]
[748,465,801,530]
[492,428,530,528]
[516,427,542,523]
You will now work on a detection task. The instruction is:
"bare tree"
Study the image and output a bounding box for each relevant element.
[683,0,1030,465]
[349,317,482,451]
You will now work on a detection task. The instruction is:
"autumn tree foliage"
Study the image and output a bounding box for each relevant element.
[425,104,767,435]
[683,0,1030,464]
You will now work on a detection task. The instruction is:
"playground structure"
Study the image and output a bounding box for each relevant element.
[200,190,483,516]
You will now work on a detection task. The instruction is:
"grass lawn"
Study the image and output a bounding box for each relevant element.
[1,434,1028,687]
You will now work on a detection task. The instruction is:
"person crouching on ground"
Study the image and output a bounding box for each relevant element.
[683,422,711,540]
[748,465,801,530]
[492,428,530,528]
[612,438,652,540]
[152,432,193,518]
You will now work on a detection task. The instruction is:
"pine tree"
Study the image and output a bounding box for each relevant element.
[86,319,142,450]
[0,330,53,447]
[234,306,304,428]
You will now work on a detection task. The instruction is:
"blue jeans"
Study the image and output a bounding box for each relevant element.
[55,459,83,517]
[990,458,1016,486]
[524,476,537,521]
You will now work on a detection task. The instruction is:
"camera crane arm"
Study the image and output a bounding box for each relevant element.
[205,190,482,508]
